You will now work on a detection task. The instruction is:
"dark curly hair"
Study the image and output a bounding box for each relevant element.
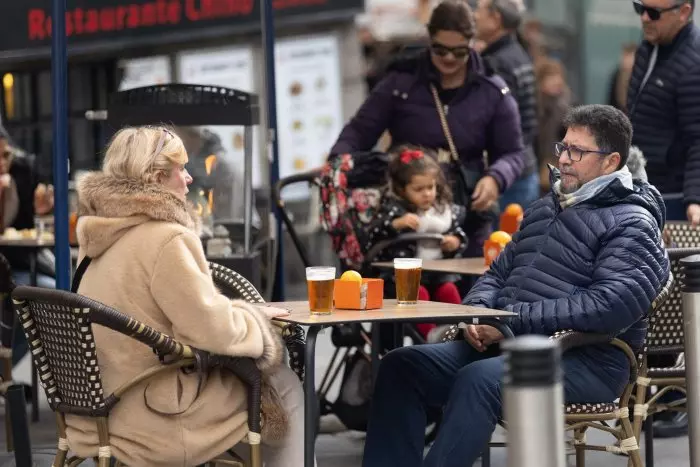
[428,0,476,40]
[388,145,452,212]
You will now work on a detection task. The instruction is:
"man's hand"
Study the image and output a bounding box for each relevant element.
[392,213,420,231]
[471,176,500,212]
[688,203,700,226]
[441,234,461,253]
[459,323,505,352]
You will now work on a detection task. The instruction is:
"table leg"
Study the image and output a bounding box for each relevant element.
[371,323,381,385]
[29,252,39,423]
[304,325,321,467]
[393,323,403,349]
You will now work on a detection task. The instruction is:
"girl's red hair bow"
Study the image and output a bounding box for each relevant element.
[400,150,424,164]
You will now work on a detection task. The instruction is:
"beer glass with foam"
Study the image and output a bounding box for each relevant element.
[394,258,422,305]
[306,267,336,314]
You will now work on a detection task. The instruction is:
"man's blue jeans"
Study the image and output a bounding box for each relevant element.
[362,341,624,467]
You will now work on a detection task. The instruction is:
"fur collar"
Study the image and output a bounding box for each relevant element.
[76,172,201,258]
[77,172,197,229]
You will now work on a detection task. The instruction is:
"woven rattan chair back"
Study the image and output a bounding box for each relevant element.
[645,248,700,355]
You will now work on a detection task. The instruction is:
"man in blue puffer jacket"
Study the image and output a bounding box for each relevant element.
[362,104,670,467]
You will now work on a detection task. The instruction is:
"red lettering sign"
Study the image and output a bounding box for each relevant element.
[26,0,331,42]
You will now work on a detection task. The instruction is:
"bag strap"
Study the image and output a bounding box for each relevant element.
[429,84,460,165]
[71,256,92,293]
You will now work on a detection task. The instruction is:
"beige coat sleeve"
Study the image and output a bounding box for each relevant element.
[150,231,282,370]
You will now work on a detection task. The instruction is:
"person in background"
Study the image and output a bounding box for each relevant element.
[607,43,638,112]
[331,0,524,258]
[364,146,467,340]
[535,58,572,193]
[627,0,700,438]
[474,0,540,211]
[0,130,55,368]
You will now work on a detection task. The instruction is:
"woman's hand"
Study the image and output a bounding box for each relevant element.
[441,235,461,252]
[392,213,420,231]
[257,306,291,320]
[34,183,55,215]
[471,176,499,212]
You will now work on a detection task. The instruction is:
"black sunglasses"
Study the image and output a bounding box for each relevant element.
[430,43,470,59]
[633,0,684,20]
[554,142,611,162]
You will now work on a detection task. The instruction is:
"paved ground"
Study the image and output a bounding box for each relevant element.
[1,327,692,466]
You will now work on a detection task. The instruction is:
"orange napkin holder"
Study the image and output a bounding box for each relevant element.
[483,240,504,266]
[499,211,522,235]
[334,278,384,310]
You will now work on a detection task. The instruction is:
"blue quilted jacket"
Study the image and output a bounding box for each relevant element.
[466,172,670,389]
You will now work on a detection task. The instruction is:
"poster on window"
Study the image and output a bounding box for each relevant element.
[275,34,343,199]
[118,55,171,90]
[177,47,262,189]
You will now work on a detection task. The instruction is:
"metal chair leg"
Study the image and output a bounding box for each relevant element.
[7,384,31,467]
[645,413,655,467]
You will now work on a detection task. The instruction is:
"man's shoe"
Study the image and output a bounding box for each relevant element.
[652,412,688,438]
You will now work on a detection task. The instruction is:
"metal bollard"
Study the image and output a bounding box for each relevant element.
[681,255,700,467]
[503,336,566,467]
[7,384,32,466]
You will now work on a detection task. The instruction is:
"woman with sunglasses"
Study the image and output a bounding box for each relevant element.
[331,0,524,258]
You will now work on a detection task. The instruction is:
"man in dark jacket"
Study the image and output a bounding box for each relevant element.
[475,0,540,210]
[627,0,700,223]
[361,105,670,467]
[627,0,698,437]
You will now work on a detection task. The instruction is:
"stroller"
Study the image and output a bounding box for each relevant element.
[274,151,446,439]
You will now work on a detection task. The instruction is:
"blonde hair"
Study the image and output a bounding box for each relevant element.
[102,126,188,184]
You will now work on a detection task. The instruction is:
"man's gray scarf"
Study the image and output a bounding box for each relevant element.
[553,166,634,209]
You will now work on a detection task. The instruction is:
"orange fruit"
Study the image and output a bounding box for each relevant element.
[340,270,363,282]
[489,231,512,246]
[505,203,524,217]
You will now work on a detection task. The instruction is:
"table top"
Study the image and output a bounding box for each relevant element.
[0,237,55,248]
[271,300,513,326]
[372,257,490,276]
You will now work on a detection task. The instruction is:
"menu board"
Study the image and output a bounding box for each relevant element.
[275,34,343,198]
[177,47,262,188]
[118,55,171,90]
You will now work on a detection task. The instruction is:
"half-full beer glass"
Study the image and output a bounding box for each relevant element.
[394,258,422,305]
[306,267,336,314]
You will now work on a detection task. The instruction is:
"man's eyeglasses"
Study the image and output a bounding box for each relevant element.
[554,142,611,162]
[430,43,470,59]
[633,0,684,21]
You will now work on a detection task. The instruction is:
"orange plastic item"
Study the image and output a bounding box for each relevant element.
[334,278,384,310]
[499,203,524,235]
[69,212,78,245]
[483,240,503,266]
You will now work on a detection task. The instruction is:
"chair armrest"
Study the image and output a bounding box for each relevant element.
[364,233,445,266]
[550,330,638,384]
[550,330,613,352]
[214,356,263,435]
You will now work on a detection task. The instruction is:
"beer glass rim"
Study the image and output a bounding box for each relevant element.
[306,266,336,280]
[394,258,422,269]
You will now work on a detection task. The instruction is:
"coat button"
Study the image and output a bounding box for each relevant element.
[401,93,408,99]
[393,90,400,96]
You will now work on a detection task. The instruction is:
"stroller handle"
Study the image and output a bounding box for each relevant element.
[273,169,322,209]
[363,233,445,267]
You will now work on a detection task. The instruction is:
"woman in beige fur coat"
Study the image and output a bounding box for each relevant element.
[69,126,305,466]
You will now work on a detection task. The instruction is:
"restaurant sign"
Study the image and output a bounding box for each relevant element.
[0,0,363,55]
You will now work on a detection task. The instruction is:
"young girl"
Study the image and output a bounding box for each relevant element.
[365,146,468,338]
